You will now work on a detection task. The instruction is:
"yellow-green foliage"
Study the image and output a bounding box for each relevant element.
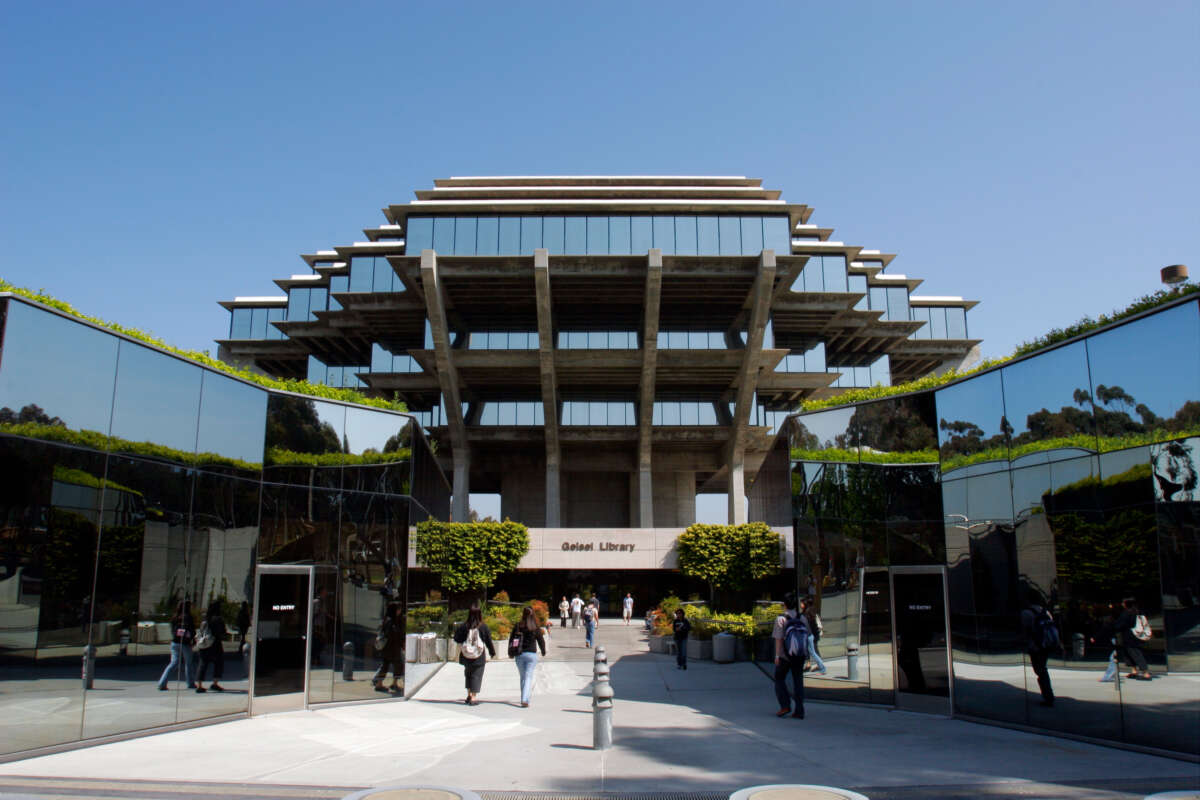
[0,280,405,413]
[676,522,783,591]
[414,519,530,592]
[3,421,263,471]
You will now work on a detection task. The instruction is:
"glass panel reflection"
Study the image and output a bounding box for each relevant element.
[1002,341,1096,465]
[262,395,346,489]
[110,341,202,459]
[342,407,411,496]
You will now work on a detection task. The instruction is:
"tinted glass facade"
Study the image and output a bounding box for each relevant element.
[404,214,792,256]
[778,296,1200,755]
[0,296,449,757]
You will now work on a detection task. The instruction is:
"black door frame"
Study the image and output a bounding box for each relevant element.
[248,565,315,714]
[888,565,953,715]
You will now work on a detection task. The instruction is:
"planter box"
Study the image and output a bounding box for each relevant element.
[734,637,749,662]
[687,638,712,660]
[648,635,667,654]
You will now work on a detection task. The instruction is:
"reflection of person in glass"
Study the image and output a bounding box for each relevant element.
[1020,599,1059,707]
[372,602,404,694]
[157,600,195,690]
[236,602,251,648]
[196,601,227,693]
[896,602,928,692]
[1115,598,1152,680]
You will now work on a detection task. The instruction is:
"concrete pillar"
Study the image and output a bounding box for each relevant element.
[533,248,562,528]
[727,461,746,525]
[545,461,561,528]
[453,449,470,522]
[638,469,653,527]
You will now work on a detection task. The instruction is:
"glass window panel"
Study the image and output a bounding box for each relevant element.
[849,275,869,311]
[886,287,909,323]
[708,331,723,349]
[740,217,764,255]
[630,216,653,253]
[803,257,824,292]
[910,306,930,339]
[668,331,687,349]
[498,217,521,254]
[564,217,586,254]
[1002,340,1095,464]
[822,256,848,293]
[309,289,327,318]
[652,216,675,254]
[475,217,498,256]
[498,402,517,426]
[542,216,564,254]
[869,287,888,316]
[328,275,348,310]
[947,308,968,339]
[688,331,706,349]
[681,402,699,425]
[349,257,374,292]
[266,307,285,340]
[230,308,252,339]
[697,216,719,254]
[869,355,890,387]
[672,216,697,256]
[699,403,717,425]
[763,217,791,254]
[371,343,391,373]
[196,370,267,468]
[480,403,497,425]
[927,307,947,339]
[663,402,680,425]
[307,355,324,384]
[453,216,477,255]
[520,216,542,252]
[653,403,663,425]
[405,217,433,252]
[263,394,346,486]
[586,216,609,255]
[287,288,310,322]
[0,301,120,437]
[432,217,455,253]
[935,370,1010,475]
[373,258,395,292]
[718,216,741,255]
[110,340,202,456]
[609,216,631,254]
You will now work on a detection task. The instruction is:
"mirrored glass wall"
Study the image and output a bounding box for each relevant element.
[0,296,449,757]
[786,297,1200,755]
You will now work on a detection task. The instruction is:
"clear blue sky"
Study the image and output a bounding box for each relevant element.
[2,1,1196,359]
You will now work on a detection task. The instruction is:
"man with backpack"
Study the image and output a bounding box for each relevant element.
[1021,601,1061,707]
[772,592,808,719]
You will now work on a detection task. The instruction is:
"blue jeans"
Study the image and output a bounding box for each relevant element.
[585,620,595,647]
[807,635,826,673]
[157,642,194,689]
[515,652,538,703]
[675,637,687,668]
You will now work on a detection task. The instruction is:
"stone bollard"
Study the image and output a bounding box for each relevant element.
[593,660,613,750]
[342,641,355,681]
[846,643,859,681]
[82,644,96,690]
[594,645,606,670]
[119,629,130,656]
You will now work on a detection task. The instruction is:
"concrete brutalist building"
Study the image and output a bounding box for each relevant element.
[218,176,979,529]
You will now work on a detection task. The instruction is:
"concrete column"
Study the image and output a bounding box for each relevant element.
[420,249,470,522]
[637,249,663,528]
[533,248,562,527]
[726,250,776,525]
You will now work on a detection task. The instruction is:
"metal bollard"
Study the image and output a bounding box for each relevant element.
[119,629,130,656]
[592,660,613,750]
[846,643,859,681]
[342,641,355,681]
[82,644,96,690]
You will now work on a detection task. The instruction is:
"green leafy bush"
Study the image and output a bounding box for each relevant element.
[677,522,783,591]
[414,519,530,592]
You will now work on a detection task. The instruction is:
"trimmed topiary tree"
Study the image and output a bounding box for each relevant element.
[414,519,530,599]
[676,522,783,603]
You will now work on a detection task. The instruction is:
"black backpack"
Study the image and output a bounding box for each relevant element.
[1032,606,1059,652]
[783,613,810,659]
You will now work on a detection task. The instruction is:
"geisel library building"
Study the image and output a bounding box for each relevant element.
[0,176,1195,760]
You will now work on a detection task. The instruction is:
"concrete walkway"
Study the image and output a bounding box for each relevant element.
[0,620,1195,799]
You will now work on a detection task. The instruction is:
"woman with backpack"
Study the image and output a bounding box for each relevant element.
[372,603,405,694]
[453,602,495,705]
[510,606,546,707]
[1115,598,1152,680]
[583,599,597,648]
[672,608,690,670]
[195,600,227,693]
[802,600,827,675]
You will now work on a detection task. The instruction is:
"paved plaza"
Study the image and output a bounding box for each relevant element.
[0,620,1195,800]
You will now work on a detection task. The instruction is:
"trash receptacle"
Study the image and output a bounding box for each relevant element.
[405,633,419,662]
[418,632,437,662]
[713,632,736,663]
[846,643,860,681]
[1073,632,1086,659]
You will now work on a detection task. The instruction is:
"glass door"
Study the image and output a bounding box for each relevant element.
[889,566,952,715]
[249,566,313,714]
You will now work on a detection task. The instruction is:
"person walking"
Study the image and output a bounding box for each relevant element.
[512,606,546,707]
[1021,601,1060,706]
[570,594,583,629]
[773,592,807,718]
[672,608,690,670]
[802,600,827,675]
[622,593,634,625]
[558,596,570,629]
[583,599,597,647]
[371,602,405,694]
[453,603,495,705]
[236,601,250,648]
[195,600,227,693]
[157,600,196,690]
[1115,598,1153,680]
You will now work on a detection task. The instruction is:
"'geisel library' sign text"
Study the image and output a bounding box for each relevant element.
[409,528,792,570]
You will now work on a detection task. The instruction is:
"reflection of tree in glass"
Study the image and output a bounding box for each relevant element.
[840,401,937,454]
[265,396,341,455]
[941,383,1200,467]
[0,404,64,427]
